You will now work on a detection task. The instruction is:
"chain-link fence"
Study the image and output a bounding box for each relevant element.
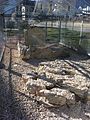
[24,16,90,55]
[0,13,5,61]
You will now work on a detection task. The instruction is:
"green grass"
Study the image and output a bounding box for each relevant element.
[7,30,23,37]
[47,28,90,50]
[47,28,59,42]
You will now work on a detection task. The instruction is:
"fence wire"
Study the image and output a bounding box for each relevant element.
[23,17,90,55]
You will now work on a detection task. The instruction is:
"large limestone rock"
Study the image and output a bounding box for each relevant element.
[26,79,45,95]
[22,72,39,83]
[70,86,88,99]
[45,67,75,75]
[23,58,90,105]
[39,88,75,106]
[63,79,88,98]
[37,62,75,84]
[26,78,55,95]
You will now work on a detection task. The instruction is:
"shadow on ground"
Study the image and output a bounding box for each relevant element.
[0,45,40,120]
[1,42,89,120]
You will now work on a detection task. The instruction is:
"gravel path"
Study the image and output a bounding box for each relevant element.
[0,40,90,120]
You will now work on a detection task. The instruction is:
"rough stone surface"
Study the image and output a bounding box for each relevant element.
[1,39,90,120]
[39,89,66,106]
[22,72,39,83]
[38,60,90,100]
[26,78,56,95]
[63,79,88,98]
[26,79,45,95]
[39,88,75,106]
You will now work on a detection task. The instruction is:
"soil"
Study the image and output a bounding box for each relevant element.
[0,39,90,120]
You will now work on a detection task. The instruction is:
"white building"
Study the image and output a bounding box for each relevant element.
[16,0,36,20]
[37,0,76,18]
[82,6,90,15]
[53,0,76,18]
[21,5,26,20]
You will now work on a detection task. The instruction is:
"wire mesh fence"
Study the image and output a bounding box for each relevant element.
[0,0,90,56]
[0,14,5,61]
[23,16,90,55]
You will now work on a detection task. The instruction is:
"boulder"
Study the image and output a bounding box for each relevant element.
[26,78,55,95]
[63,80,88,98]
[22,72,39,83]
[70,86,88,98]
[38,63,75,75]
[37,65,47,74]
[26,79,45,95]
[39,88,75,106]
[37,65,75,84]
[45,82,55,90]
[45,67,61,74]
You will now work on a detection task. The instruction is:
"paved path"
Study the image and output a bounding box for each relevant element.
[35,21,90,32]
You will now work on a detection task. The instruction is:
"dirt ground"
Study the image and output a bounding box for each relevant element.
[0,40,90,120]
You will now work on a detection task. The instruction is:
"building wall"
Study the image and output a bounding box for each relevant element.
[37,0,76,17]
[53,0,76,17]
[61,0,76,17]
[16,0,35,20]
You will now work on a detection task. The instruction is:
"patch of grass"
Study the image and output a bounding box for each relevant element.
[47,28,59,42]
[7,30,23,37]
[47,28,90,47]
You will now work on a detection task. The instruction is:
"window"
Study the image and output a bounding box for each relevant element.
[68,6,70,11]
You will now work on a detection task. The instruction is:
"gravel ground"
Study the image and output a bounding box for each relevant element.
[0,41,90,120]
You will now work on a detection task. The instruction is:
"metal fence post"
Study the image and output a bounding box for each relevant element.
[72,20,74,31]
[45,19,47,42]
[79,20,83,45]
[59,16,61,43]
